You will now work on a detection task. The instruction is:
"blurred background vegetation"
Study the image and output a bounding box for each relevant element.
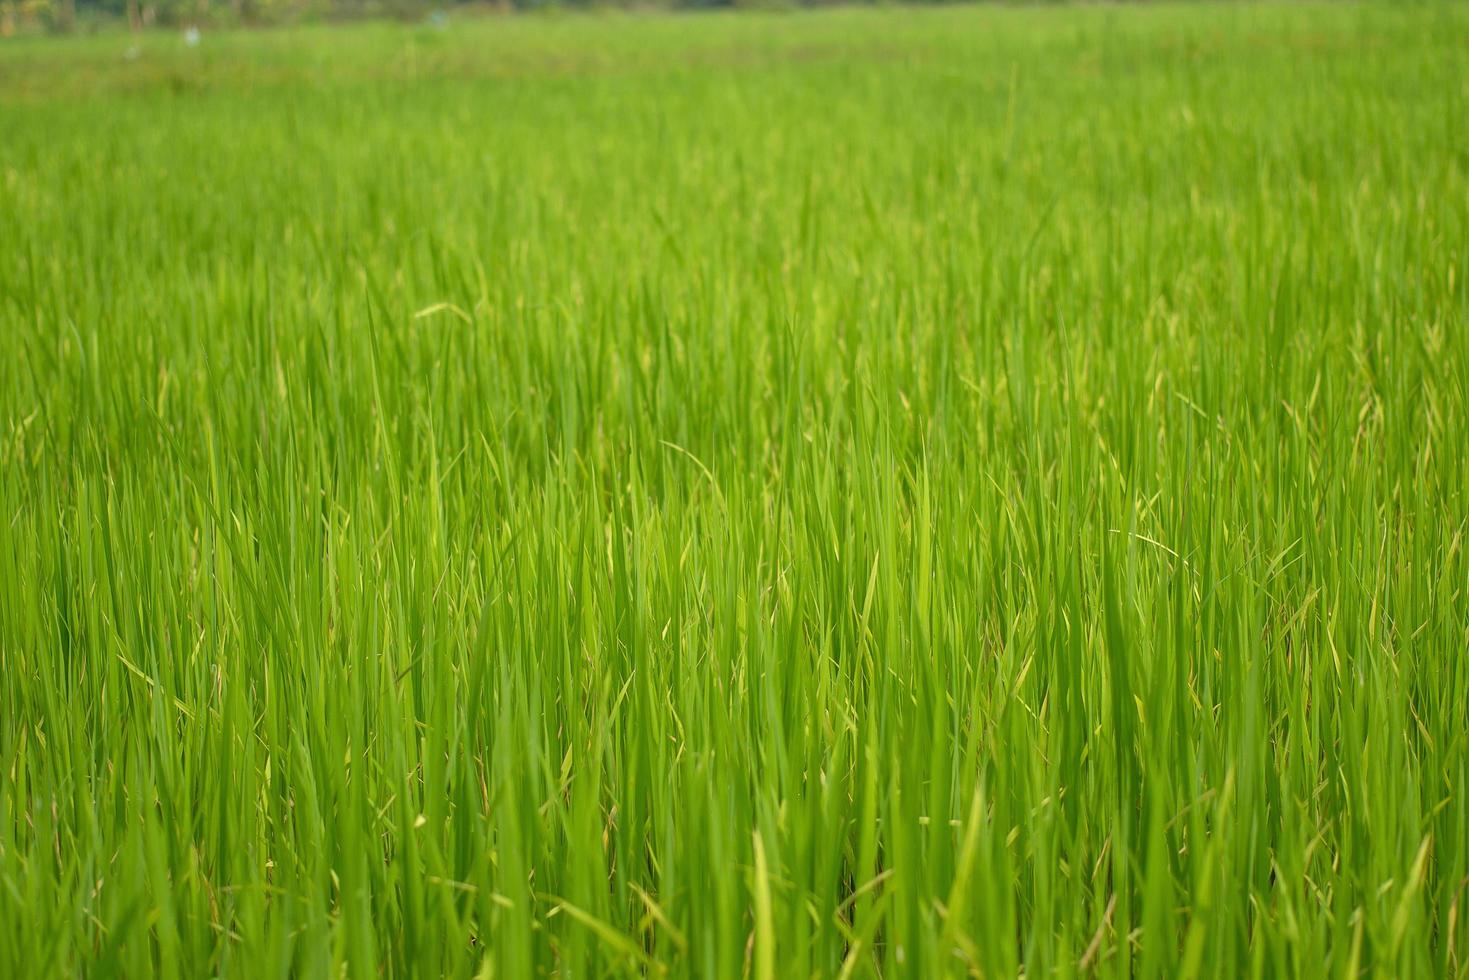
[2,0,872,39]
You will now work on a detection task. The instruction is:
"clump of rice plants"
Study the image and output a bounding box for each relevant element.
[2,3,1467,976]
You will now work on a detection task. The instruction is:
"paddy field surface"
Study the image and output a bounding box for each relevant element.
[2,3,1468,976]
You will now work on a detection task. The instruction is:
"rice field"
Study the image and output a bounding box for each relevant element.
[2,2,1468,976]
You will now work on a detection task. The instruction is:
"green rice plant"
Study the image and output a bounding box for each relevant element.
[1,2,1467,976]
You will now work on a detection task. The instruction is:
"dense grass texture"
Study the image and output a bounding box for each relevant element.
[3,3,1469,976]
